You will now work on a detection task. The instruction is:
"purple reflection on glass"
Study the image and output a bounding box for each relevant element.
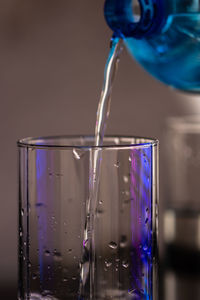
[129,146,152,299]
[36,150,54,285]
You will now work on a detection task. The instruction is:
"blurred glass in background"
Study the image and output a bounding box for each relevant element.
[163,116,200,299]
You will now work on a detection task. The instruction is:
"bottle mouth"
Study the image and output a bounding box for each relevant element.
[104,0,164,39]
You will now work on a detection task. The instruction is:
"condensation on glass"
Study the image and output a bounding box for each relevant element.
[18,136,158,300]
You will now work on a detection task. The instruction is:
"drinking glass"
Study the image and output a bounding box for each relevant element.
[18,136,158,300]
[164,116,200,270]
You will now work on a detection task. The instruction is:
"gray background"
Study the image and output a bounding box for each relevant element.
[0,0,199,297]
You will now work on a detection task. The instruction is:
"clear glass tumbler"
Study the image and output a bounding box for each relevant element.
[164,116,200,271]
[18,136,158,300]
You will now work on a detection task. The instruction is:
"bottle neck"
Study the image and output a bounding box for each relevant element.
[104,0,165,39]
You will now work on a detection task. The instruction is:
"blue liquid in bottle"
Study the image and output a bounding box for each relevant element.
[104,0,200,92]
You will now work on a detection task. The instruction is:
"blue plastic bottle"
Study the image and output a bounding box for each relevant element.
[104,0,200,92]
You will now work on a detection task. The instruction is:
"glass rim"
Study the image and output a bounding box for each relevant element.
[17,135,158,150]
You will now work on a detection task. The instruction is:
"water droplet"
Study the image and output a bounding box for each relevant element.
[53,250,62,262]
[122,260,129,268]
[120,236,127,248]
[115,258,120,262]
[108,241,118,250]
[28,262,32,268]
[114,162,120,168]
[143,245,148,251]
[72,276,77,281]
[63,277,68,282]
[32,274,37,280]
[83,239,89,248]
[73,149,85,160]
[146,207,149,213]
[99,199,103,205]
[128,288,144,296]
[19,231,23,237]
[123,175,129,183]
[145,218,149,224]
[42,290,53,297]
[97,208,104,217]
[68,249,72,253]
[129,156,132,162]
[44,250,51,257]
[55,173,63,177]
[35,203,44,207]
[21,208,24,216]
[105,259,112,268]
[125,190,130,196]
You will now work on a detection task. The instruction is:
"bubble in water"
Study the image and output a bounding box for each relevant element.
[145,218,149,224]
[28,262,32,268]
[68,249,72,253]
[53,250,62,262]
[105,259,112,268]
[108,241,118,250]
[72,276,77,281]
[115,258,120,262]
[129,156,132,162]
[63,277,68,282]
[146,207,149,213]
[19,231,23,237]
[44,250,51,257]
[123,175,129,183]
[32,274,37,280]
[73,149,85,160]
[122,260,129,268]
[21,208,24,216]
